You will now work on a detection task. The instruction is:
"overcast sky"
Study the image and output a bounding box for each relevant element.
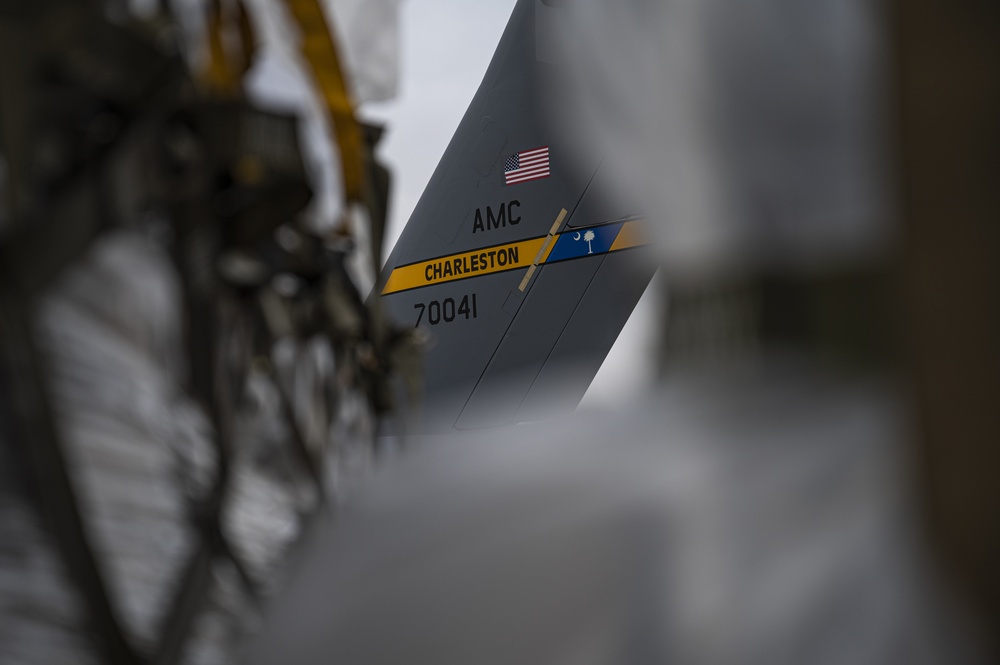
[362,0,659,410]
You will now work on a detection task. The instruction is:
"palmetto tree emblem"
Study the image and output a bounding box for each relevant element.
[583,230,595,254]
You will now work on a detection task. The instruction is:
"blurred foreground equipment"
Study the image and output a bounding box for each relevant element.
[0,0,415,663]
[247,0,998,663]
[896,0,1000,648]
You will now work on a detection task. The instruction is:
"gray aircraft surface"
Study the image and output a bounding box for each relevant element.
[379,0,656,433]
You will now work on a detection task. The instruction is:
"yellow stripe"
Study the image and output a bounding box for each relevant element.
[383,218,648,296]
[609,220,646,252]
[382,237,546,295]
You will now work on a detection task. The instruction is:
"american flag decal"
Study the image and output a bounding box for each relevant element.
[504,146,550,185]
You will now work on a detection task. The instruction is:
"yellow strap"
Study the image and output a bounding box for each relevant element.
[201,0,257,95]
[281,0,366,203]
[201,0,237,94]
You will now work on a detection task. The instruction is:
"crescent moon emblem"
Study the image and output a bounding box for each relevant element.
[573,232,581,240]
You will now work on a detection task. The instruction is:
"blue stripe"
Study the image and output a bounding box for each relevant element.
[545,223,623,263]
